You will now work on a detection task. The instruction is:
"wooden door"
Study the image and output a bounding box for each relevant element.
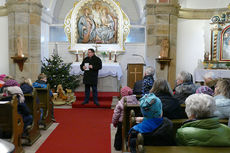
[127,64,144,88]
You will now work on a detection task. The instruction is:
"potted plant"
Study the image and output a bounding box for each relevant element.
[225,63,230,69]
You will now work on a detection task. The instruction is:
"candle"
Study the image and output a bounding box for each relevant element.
[83,50,85,59]
[109,51,112,60]
[114,50,117,55]
[75,54,79,62]
[76,50,78,54]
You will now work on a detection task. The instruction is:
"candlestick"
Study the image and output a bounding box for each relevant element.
[83,51,85,59]
[114,54,117,63]
[109,51,112,60]
[75,53,79,62]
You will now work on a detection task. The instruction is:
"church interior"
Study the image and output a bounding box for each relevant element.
[0,0,230,153]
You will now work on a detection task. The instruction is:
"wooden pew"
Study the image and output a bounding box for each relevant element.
[0,95,24,153]
[122,100,141,152]
[23,89,41,145]
[35,84,53,130]
[138,145,230,153]
[133,116,229,153]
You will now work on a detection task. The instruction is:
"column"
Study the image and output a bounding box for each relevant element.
[144,0,180,87]
[7,0,42,81]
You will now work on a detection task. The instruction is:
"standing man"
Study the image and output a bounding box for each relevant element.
[80,48,102,106]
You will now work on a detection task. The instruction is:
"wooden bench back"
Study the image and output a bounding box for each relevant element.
[122,101,141,152]
[35,84,52,129]
[24,89,41,145]
[0,95,24,153]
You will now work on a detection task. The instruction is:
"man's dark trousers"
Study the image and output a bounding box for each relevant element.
[83,84,99,105]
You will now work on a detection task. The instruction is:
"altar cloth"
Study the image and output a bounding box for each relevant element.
[70,62,123,80]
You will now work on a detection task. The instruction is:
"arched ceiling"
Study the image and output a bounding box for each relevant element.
[41,0,230,25]
[41,0,145,25]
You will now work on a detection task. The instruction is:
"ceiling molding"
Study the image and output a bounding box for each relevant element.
[0,6,7,16]
[179,8,229,20]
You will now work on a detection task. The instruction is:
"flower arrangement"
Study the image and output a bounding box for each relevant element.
[101,51,107,57]
[226,63,230,68]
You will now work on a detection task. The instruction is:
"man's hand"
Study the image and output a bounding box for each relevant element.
[83,66,87,70]
[89,65,93,69]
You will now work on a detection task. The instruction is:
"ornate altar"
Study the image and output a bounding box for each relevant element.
[205,11,230,69]
[64,0,130,54]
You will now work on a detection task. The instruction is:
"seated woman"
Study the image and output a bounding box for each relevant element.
[2,78,33,135]
[174,71,200,104]
[150,79,184,119]
[129,93,175,153]
[213,79,230,121]
[176,93,230,146]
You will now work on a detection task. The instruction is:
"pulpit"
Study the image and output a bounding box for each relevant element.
[127,64,144,89]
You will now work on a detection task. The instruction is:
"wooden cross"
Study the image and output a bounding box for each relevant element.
[130,68,142,82]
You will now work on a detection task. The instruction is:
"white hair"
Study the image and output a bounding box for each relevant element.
[145,66,154,75]
[177,71,192,83]
[185,93,216,119]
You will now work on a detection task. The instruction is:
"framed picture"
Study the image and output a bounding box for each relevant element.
[220,25,230,61]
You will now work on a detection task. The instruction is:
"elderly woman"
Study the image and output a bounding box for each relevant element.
[174,71,200,104]
[176,94,230,146]
[214,79,230,121]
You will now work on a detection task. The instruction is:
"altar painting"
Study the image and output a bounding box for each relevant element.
[64,0,130,52]
[210,12,230,63]
[77,2,118,44]
[221,25,230,61]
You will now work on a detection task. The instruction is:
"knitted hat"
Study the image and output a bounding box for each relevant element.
[196,86,214,96]
[120,86,133,97]
[140,93,162,119]
[4,79,19,87]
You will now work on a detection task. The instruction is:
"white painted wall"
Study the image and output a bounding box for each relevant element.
[0,0,6,6]
[176,19,211,78]
[0,16,9,75]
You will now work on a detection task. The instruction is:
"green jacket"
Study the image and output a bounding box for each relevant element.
[176,117,230,146]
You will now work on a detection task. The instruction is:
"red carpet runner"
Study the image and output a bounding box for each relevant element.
[72,92,120,108]
[36,108,114,153]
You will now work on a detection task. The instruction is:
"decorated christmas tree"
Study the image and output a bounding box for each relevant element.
[41,54,80,91]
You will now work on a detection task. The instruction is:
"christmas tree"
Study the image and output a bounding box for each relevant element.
[41,54,80,91]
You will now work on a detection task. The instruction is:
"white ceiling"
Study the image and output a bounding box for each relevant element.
[41,0,230,25]
[41,0,145,25]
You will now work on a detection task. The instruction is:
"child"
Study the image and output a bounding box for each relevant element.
[112,86,139,151]
[20,77,33,94]
[128,93,175,153]
[33,73,55,122]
